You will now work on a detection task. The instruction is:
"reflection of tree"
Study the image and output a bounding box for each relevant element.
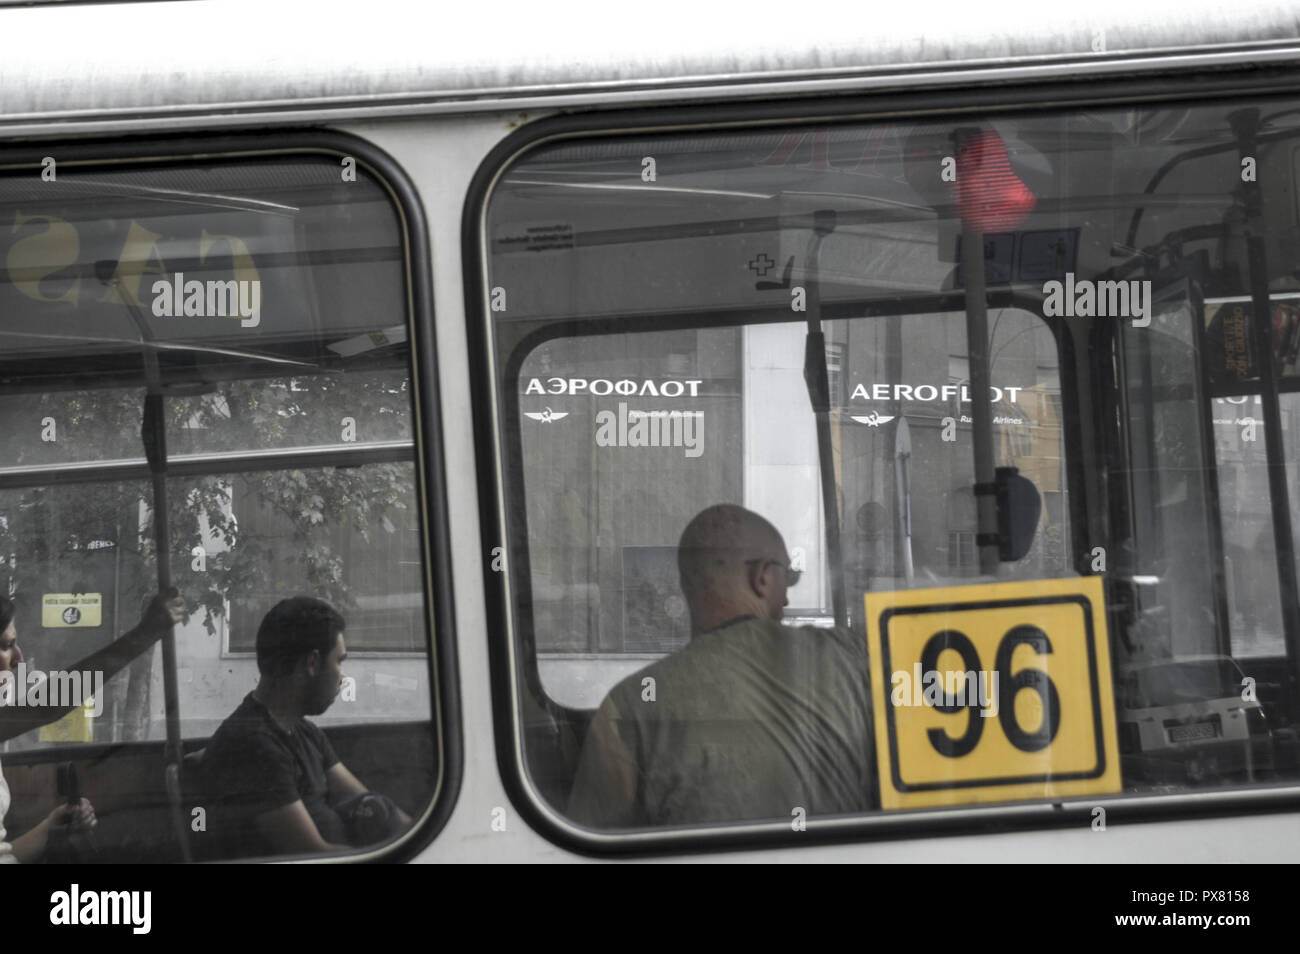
[0,374,412,737]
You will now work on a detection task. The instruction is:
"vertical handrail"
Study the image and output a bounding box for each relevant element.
[961,225,1000,577]
[101,265,192,863]
[801,210,847,627]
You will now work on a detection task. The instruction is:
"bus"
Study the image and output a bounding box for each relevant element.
[1,0,1299,863]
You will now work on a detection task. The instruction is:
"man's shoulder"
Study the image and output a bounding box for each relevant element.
[698,617,867,665]
[206,695,283,763]
[210,692,264,732]
[602,619,855,694]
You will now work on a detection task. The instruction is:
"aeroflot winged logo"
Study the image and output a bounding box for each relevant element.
[850,411,896,427]
[523,407,569,423]
[151,272,261,327]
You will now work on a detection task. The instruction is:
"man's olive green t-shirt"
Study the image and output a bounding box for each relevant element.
[567,617,874,828]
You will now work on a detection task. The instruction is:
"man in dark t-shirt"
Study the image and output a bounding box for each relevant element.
[204,692,349,853]
[202,597,410,857]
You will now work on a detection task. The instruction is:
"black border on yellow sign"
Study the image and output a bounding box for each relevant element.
[878,594,1106,792]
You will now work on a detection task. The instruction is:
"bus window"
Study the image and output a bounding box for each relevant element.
[0,155,437,861]
[482,96,1300,838]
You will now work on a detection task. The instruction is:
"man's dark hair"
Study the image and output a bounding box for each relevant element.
[255,597,345,678]
[0,595,13,633]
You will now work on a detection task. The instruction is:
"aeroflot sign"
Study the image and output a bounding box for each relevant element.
[851,383,1023,403]
[523,377,703,397]
[525,377,1026,404]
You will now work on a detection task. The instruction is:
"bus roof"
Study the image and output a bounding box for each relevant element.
[2,0,1300,135]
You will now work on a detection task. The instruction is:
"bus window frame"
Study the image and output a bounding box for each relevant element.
[466,76,1300,856]
[0,129,460,862]
[1107,268,1236,661]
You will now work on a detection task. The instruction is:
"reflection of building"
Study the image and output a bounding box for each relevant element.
[838,309,1067,592]
[946,494,977,576]
[519,328,744,654]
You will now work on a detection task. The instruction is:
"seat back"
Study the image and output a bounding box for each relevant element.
[181,747,222,861]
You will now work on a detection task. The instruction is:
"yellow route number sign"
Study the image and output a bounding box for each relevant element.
[41,593,102,628]
[865,577,1120,809]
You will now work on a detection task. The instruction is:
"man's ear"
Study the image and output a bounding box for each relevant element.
[748,559,773,599]
[304,649,321,678]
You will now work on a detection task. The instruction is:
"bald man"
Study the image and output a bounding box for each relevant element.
[567,504,874,828]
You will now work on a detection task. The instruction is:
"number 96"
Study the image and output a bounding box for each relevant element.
[920,626,1062,758]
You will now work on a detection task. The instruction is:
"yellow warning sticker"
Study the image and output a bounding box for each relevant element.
[41,593,102,628]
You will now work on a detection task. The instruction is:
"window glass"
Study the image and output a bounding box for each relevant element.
[0,155,436,862]
[486,100,1300,834]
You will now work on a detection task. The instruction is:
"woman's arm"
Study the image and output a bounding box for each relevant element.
[0,590,184,742]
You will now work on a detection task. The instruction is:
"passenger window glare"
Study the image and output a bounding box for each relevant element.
[487,101,1300,832]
